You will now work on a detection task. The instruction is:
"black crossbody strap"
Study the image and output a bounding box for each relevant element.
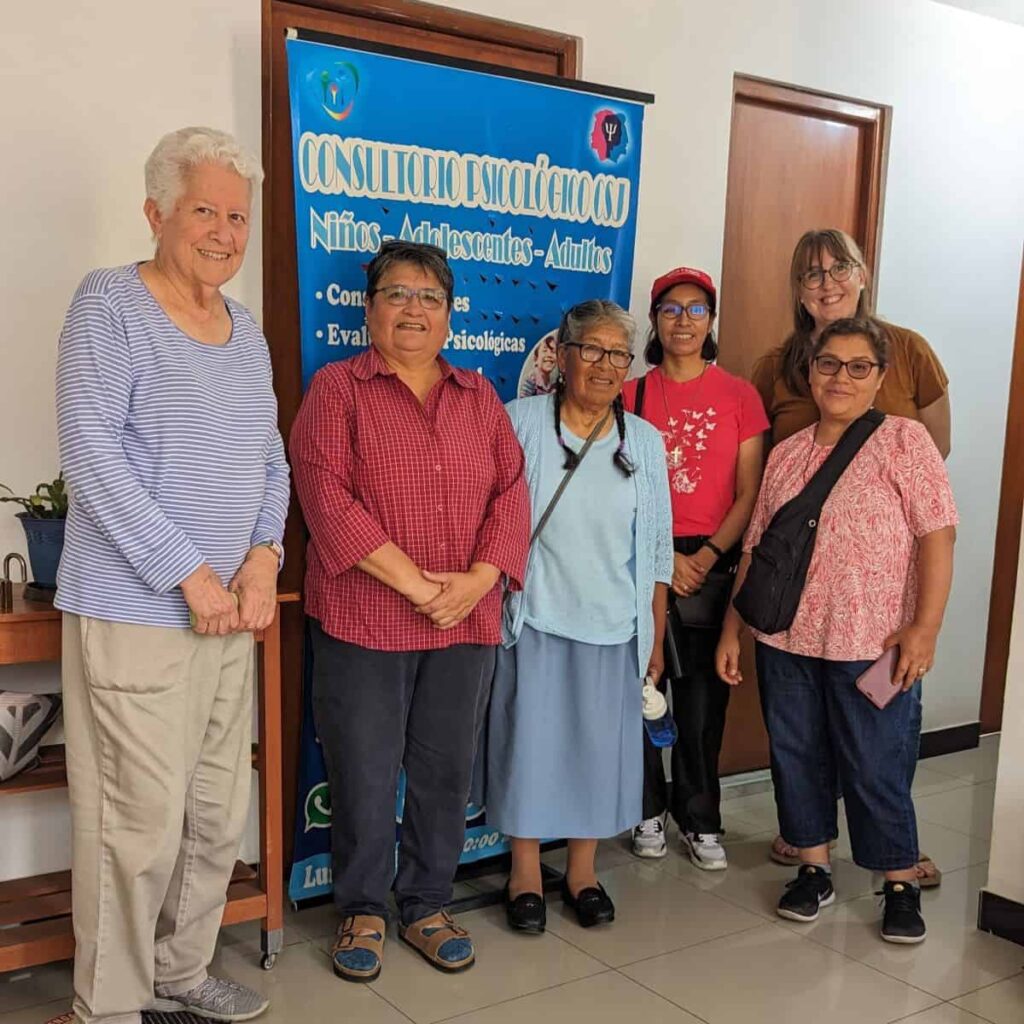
[530,409,611,546]
[634,375,647,417]
[798,408,885,510]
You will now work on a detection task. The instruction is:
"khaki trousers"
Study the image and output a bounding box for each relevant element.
[62,614,254,1024]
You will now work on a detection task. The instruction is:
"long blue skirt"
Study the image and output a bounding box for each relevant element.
[485,624,642,839]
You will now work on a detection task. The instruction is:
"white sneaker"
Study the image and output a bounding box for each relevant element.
[632,816,667,858]
[682,831,728,871]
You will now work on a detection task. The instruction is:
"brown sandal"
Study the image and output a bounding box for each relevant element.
[916,854,942,889]
[399,910,475,973]
[331,913,385,982]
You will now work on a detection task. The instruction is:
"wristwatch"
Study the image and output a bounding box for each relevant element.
[701,539,725,559]
[259,539,284,563]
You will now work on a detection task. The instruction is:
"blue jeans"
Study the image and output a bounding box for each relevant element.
[756,642,922,872]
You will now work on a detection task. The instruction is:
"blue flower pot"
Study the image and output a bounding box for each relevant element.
[16,514,65,589]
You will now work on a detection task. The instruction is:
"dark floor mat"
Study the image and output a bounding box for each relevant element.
[141,1014,208,1023]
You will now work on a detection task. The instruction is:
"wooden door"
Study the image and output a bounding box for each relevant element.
[261,0,580,865]
[980,251,1024,734]
[715,76,889,775]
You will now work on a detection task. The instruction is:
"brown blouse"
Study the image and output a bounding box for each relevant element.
[752,322,949,445]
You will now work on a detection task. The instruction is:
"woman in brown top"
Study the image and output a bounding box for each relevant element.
[752,228,950,455]
[751,228,951,885]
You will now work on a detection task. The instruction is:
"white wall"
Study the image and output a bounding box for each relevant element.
[0,0,265,882]
[987,506,1024,904]
[0,0,264,563]
[1,0,1022,880]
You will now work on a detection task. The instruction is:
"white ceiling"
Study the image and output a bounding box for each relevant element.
[929,0,1024,28]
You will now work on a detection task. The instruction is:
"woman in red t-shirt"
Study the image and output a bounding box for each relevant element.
[622,267,768,870]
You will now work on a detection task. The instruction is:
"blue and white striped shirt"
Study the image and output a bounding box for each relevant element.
[55,263,290,627]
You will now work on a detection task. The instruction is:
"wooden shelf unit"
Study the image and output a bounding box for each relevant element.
[0,585,297,974]
[0,745,67,796]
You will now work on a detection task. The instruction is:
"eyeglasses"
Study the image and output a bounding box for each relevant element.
[811,354,881,380]
[562,341,634,370]
[798,260,858,290]
[656,301,710,321]
[369,284,448,311]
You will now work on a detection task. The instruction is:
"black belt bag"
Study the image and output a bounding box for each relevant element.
[732,409,884,635]
[664,567,735,678]
[673,569,734,630]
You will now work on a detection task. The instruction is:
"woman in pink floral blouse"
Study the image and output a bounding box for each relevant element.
[716,317,957,946]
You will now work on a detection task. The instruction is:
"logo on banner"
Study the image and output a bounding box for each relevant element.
[590,109,629,163]
[303,781,332,831]
[308,61,361,122]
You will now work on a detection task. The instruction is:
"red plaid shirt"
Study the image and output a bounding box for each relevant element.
[290,348,530,651]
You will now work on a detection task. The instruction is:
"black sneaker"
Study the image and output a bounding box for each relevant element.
[777,864,835,922]
[879,881,926,944]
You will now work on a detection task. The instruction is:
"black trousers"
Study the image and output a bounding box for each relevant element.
[309,620,495,925]
[641,537,735,834]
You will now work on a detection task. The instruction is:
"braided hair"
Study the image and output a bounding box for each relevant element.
[610,392,635,477]
[552,301,636,478]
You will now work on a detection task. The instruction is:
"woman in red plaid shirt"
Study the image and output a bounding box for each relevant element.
[290,241,530,982]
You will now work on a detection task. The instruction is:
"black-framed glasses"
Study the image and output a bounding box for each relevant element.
[368,284,448,310]
[798,260,858,290]
[811,354,881,380]
[562,341,634,370]
[656,301,710,321]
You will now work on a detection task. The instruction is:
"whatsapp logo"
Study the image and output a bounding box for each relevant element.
[304,782,332,832]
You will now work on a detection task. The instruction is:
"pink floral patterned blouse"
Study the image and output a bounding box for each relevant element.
[744,416,958,661]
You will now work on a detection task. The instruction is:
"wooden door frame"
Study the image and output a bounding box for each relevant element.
[260,0,581,867]
[981,251,1024,733]
[730,75,891,300]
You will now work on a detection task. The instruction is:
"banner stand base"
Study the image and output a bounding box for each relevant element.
[289,842,569,915]
[448,861,565,915]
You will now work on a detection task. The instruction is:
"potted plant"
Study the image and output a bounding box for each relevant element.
[0,474,67,589]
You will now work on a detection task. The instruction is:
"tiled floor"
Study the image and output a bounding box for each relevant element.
[3,735,1021,1024]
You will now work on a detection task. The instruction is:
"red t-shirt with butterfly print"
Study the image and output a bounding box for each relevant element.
[623,365,768,537]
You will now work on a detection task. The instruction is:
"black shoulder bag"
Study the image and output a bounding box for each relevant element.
[732,409,885,635]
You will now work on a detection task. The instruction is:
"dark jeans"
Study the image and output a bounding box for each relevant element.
[309,620,495,925]
[641,536,736,834]
[756,641,922,872]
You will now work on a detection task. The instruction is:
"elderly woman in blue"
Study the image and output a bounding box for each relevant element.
[488,300,673,933]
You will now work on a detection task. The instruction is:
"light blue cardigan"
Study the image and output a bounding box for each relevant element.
[502,394,674,678]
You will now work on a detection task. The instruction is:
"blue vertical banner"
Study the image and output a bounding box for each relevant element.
[285,32,649,903]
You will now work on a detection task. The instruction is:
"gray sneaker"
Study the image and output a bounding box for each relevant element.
[150,976,270,1021]
[632,816,667,858]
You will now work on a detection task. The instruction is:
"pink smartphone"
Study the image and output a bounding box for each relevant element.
[856,647,902,709]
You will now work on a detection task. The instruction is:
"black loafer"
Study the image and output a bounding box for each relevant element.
[561,880,615,927]
[504,885,546,933]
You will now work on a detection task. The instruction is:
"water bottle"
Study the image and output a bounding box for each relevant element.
[642,676,677,748]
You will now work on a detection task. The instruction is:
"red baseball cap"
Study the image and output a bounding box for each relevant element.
[650,267,717,312]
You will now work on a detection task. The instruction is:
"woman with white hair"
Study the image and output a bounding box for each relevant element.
[55,127,289,1024]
